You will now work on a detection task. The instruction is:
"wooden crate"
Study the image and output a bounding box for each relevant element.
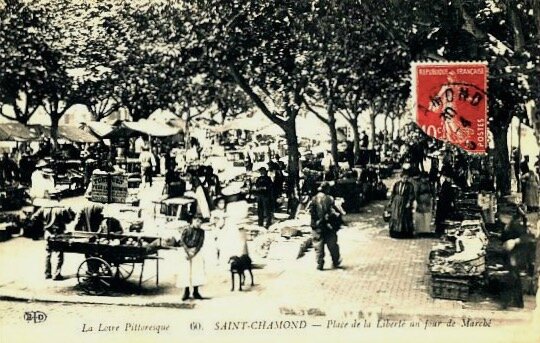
[431,276,471,301]
[91,174,110,203]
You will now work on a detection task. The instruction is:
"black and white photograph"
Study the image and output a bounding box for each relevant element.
[0,1,539,342]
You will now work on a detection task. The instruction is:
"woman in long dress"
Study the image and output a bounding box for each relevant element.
[217,200,249,263]
[521,166,539,212]
[209,197,228,264]
[388,170,416,238]
[176,216,206,301]
[414,172,434,234]
[191,177,211,220]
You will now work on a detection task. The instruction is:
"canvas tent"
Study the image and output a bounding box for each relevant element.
[86,119,182,139]
[0,123,40,141]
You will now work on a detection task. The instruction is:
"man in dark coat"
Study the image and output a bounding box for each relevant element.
[435,174,456,236]
[202,166,221,201]
[254,167,274,228]
[500,205,536,308]
[0,152,19,186]
[73,204,105,232]
[360,131,369,148]
[268,161,284,209]
[388,170,416,238]
[309,182,343,270]
[32,204,76,280]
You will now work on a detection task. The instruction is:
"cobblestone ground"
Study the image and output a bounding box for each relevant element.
[0,176,536,323]
[243,200,512,316]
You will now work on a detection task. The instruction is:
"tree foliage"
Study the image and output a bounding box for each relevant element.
[0,0,539,191]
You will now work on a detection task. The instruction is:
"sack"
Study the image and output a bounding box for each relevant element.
[383,203,391,222]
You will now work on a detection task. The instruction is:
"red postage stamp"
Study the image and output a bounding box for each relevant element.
[412,62,488,153]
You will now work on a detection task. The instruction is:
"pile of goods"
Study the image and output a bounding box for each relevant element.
[92,235,158,248]
[265,235,313,261]
[221,173,252,202]
[264,218,313,261]
[0,213,22,241]
[52,233,161,254]
[454,192,484,221]
[428,220,488,301]
[372,162,394,179]
[0,185,27,210]
[249,216,314,260]
[251,233,280,259]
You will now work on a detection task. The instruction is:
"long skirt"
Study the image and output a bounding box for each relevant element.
[218,226,249,264]
[414,211,432,234]
[522,182,539,210]
[389,196,414,238]
[176,250,206,288]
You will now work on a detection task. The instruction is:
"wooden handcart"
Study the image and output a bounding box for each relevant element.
[48,232,162,295]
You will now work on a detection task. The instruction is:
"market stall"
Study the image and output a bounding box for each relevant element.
[429,219,488,301]
[48,231,162,295]
[428,186,536,305]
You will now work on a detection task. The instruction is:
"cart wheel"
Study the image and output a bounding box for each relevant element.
[113,263,135,280]
[77,257,114,295]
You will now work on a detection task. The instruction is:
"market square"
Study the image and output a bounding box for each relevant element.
[1,1,539,342]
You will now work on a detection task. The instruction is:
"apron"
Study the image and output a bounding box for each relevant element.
[176,249,206,288]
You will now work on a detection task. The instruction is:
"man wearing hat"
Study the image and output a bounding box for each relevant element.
[32,202,76,280]
[309,182,343,270]
[254,167,274,228]
[29,159,56,204]
[139,146,156,187]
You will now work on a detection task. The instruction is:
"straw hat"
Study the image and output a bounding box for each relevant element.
[35,159,49,168]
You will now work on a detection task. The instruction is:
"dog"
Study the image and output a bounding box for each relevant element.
[228,255,254,291]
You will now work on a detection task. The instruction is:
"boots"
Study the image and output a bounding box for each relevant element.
[183,287,203,300]
[193,286,203,300]
[182,287,190,301]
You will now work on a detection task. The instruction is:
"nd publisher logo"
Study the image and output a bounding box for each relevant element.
[24,311,47,323]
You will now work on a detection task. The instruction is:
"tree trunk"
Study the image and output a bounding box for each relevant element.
[351,119,361,163]
[284,120,300,192]
[328,116,339,168]
[490,124,511,196]
[184,118,191,149]
[389,117,394,140]
[50,114,60,163]
[369,109,376,149]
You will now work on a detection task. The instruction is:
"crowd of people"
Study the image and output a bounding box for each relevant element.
[386,140,509,239]
[4,126,539,303]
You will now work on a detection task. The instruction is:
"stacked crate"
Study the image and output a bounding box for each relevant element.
[91,173,137,204]
[91,173,110,203]
[111,174,129,203]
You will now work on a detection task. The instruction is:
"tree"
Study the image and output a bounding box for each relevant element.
[183,0,318,190]
[303,0,412,165]
[0,0,47,124]
[0,0,112,146]
[401,0,540,195]
[303,0,364,167]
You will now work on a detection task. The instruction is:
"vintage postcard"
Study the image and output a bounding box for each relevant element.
[0,1,538,342]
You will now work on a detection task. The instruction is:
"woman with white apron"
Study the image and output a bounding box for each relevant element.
[176,215,206,301]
